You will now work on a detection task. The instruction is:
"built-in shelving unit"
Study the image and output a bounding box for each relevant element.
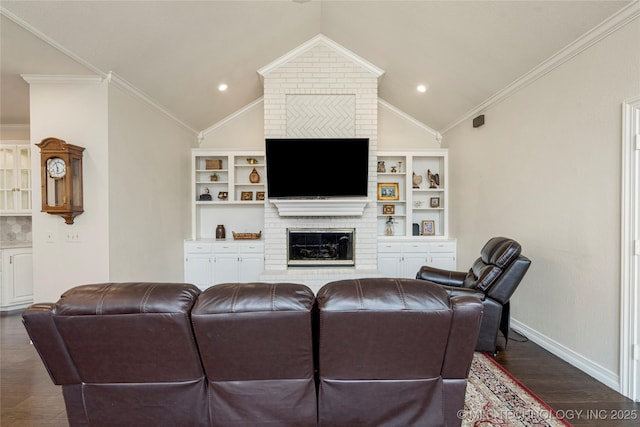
[191,150,265,240]
[376,150,449,238]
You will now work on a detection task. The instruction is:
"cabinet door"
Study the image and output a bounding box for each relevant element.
[0,145,31,214]
[427,241,457,270]
[378,253,402,277]
[2,248,33,308]
[428,254,456,271]
[185,254,212,289]
[213,254,238,284]
[403,253,430,279]
[239,254,264,282]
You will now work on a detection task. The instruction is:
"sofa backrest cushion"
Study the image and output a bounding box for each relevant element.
[191,282,317,427]
[52,282,203,383]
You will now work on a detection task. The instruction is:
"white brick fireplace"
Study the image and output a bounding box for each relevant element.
[258,35,384,289]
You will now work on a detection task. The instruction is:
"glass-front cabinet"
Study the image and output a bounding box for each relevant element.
[0,142,31,215]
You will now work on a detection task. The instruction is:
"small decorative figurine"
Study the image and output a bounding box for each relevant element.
[412,172,423,188]
[210,173,218,182]
[427,169,440,188]
[385,216,396,236]
[390,166,397,173]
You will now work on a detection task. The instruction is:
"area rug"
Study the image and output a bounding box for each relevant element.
[463,352,572,426]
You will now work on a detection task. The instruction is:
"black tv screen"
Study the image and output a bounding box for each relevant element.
[265,138,369,199]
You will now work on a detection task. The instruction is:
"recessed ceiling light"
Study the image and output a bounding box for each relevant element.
[218,83,228,92]
[417,84,427,93]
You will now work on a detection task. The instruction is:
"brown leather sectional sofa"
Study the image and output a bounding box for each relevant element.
[23,278,483,427]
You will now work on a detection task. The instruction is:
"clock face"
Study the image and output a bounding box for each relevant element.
[47,157,67,179]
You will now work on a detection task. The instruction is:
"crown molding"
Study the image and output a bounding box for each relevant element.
[106,72,198,135]
[258,33,385,80]
[440,0,640,135]
[21,74,104,85]
[378,98,442,143]
[1,7,105,77]
[199,97,264,143]
[3,7,198,136]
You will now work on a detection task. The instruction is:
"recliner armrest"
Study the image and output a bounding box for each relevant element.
[416,265,466,287]
[22,303,81,385]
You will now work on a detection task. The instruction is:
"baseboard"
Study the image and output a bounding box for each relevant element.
[510,318,620,393]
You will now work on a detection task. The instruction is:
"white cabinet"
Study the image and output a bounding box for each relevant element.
[191,150,265,240]
[0,142,31,215]
[378,239,456,279]
[184,241,264,289]
[377,151,448,238]
[0,247,33,311]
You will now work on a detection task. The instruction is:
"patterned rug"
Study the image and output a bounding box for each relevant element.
[463,352,572,426]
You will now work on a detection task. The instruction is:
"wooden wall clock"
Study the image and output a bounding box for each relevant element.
[36,137,85,224]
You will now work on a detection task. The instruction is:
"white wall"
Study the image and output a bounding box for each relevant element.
[28,78,110,303]
[107,85,196,282]
[443,17,640,381]
[199,100,264,149]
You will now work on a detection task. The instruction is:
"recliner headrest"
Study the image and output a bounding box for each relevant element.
[480,237,521,268]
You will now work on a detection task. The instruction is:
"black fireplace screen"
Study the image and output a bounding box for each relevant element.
[287,229,355,267]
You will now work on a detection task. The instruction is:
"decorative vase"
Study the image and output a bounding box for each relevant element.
[412,172,423,188]
[215,224,226,240]
[249,168,260,183]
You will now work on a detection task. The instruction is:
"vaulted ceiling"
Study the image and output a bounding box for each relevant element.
[0,1,634,135]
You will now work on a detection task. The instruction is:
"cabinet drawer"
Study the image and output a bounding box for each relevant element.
[428,242,456,253]
[378,243,404,253]
[403,243,431,253]
[185,242,212,253]
[240,243,264,253]
[213,242,239,253]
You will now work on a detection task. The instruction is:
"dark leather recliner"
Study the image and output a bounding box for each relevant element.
[416,237,531,354]
[22,282,208,427]
[315,278,483,427]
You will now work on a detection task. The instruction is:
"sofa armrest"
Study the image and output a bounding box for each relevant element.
[416,265,466,287]
[442,294,483,379]
[22,303,81,385]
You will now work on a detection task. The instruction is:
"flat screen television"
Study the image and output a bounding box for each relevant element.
[265,138,369,199]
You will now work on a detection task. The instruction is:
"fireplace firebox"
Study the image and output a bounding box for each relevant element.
[287,229,355,267]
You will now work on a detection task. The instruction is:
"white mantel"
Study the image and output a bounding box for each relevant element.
[270,199,371,217]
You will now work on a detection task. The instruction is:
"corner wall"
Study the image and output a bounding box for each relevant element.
[28,78,110,303]
[442,17,640,386]
[107,85,196,282]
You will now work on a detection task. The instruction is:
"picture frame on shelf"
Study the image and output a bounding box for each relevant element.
[430,197,440,208]
[241,191,253,201]
[205,159,222,170]
[378,183,399,200]
[382,204,395,215]
[217,191,228,201]
[421,220,436,236]
[256,191,265,201]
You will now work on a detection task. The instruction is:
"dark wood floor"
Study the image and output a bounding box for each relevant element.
[1,312,638,426]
